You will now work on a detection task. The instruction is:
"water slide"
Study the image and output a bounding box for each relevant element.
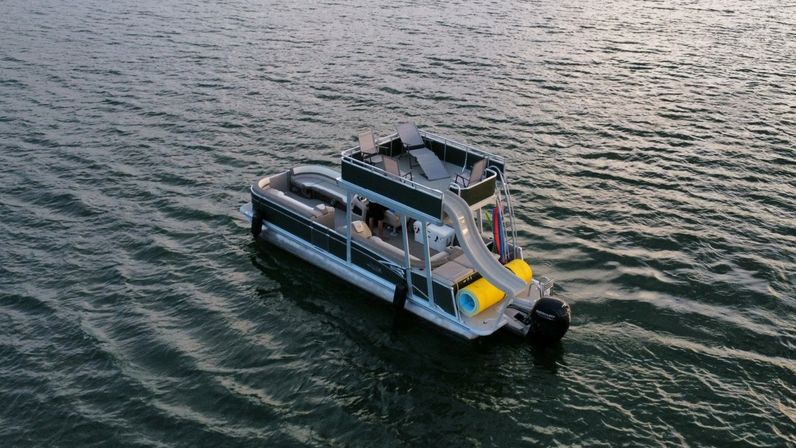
[442,192,527,297]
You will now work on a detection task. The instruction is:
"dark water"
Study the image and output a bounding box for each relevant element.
[1,0,794,446]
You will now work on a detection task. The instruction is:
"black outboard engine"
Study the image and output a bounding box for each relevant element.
[527,297,570,344]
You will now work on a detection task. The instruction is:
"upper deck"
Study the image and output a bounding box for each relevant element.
[340,127,506,224]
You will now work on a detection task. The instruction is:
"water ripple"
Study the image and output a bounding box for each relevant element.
[1,0,794,446]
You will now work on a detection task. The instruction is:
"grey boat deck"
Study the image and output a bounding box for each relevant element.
[376,155,469,191]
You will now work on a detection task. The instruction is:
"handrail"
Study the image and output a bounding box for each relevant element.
[343,128,506,168]
[487,166,518,259]
[419,130,506,166]
[340,148,444,200]
[447,169,497,195]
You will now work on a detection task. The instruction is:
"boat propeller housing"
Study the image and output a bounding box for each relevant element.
[527,296,571,344]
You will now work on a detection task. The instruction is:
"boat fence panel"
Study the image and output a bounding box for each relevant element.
[341,156,443,220]
[420,130,506,173]
[455,173,497,206]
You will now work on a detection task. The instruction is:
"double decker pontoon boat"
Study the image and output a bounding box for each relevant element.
[240,123,570,343]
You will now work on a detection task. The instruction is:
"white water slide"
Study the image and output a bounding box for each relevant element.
[442,192,527,298]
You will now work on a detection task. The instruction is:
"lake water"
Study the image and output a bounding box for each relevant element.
[1,0,794,446]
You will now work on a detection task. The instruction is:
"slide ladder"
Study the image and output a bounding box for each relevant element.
[442,192,527,298]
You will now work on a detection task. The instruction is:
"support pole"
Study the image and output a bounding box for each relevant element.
[421,221,434,305]
[346,191,353,263]
[400,215,414,296]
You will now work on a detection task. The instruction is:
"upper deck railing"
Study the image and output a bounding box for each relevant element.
[341,142,445,222]
[340,135,444,200]
[340,129,508,219]
[419,130,506,173]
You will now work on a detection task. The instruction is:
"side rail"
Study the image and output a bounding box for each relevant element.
[486,166,519,260]
[340,148,442,199]
[340,150,445,222]
[448,171,497,206]
[420,130,506,169]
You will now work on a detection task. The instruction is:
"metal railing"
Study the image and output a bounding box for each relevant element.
[341,144,445,201]
[487,166,519,259]
[447,169,497,197]
[419,129,506,166]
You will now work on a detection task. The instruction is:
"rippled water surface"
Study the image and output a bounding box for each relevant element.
[1,0,795,446]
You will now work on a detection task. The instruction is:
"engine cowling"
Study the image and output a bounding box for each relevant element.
[528,296,570,344]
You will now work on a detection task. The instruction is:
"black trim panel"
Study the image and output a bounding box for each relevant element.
[455,176,496,206]
[252,187,459,316]
[341,158,443,219]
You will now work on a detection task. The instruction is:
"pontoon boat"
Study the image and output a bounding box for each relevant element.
[240,123,570,343]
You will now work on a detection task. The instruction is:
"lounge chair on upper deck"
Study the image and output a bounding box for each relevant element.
[395,122,449,181]
[396,122,428,151]
[383,156,412,181]
[454,158,487,187]
[358,130,383,165]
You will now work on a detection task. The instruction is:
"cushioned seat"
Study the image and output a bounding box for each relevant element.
[290,167,347,206]
[341,221,450,269]
[260,189,333,224]
[294,178,346,205]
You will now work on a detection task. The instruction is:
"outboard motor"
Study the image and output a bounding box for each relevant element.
[527,297,570,344]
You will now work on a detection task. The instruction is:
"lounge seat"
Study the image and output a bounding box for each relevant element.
[454,158,487,187]
[259,188,334,227]
[342,221,450,269]
[395,122,449,181]
[358,130,383,165]
[291,174,346,206]
[289,166,347,206]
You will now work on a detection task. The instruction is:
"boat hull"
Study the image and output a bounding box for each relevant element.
[241,203,485,339]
